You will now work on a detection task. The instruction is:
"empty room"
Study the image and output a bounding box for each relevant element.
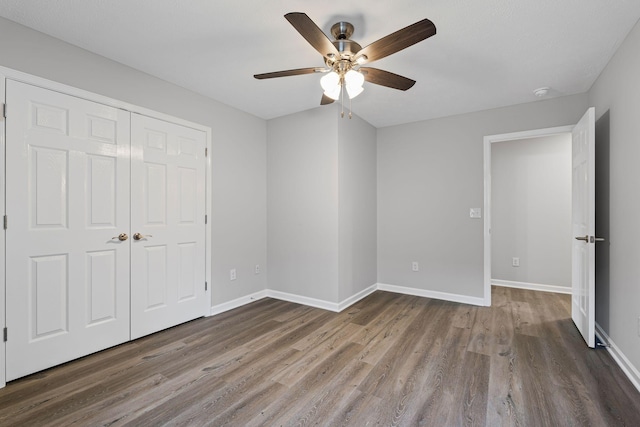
[0,1,639,425]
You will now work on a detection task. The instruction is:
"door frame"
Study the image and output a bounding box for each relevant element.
[483,125,574,306]
[0,72,5,388]
[0,66,213,389]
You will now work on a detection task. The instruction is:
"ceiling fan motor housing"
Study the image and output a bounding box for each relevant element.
[331,21,354,39]
[326,21,362,68]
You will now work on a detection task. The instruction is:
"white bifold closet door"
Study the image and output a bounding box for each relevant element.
[130,113,206,340]
[5,81,207,381]
[5,80,131,381]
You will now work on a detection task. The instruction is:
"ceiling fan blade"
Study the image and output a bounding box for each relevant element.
[285,12,341,60]
[360,67,416,90]
[357,19,436,64]
[320,93,335,105]
[254,67,325,79]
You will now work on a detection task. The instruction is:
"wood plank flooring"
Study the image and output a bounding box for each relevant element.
[1,286,639,426]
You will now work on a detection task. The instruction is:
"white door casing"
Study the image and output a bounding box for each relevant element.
[5,80,131,381]
[571,107,596,348]
[130,113,207,339]
[0,77,6,388]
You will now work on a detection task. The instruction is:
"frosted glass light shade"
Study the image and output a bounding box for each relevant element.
[344,69,364,87]
[320,71,340,91]
[346,84,364,99]
[324,86,341,100]
[321,69,364,101]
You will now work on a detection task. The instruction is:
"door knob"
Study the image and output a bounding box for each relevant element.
[112,233,128,241]
[133,233,153,241]
[575,235,589,242]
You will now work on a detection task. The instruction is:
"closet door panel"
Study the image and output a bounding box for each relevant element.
[130,113,206,339]
[5,80,131,381]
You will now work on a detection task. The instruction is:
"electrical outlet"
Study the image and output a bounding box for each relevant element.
[512,257,520,267]
[412,261,419,272]
[230,268,236,281]
[255,264,260,274]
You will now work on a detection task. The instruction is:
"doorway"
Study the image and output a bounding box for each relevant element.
[491,133,573,292]
[484,108,597,349]
[483,125,574,306]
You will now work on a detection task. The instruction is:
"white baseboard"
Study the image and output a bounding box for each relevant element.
[210,282,485,318]
[376,283,485,306]
[211,285,377,315]
[337,284,378,312]
[492,279,571,294]
[210,290,268,316]
[265,289,340,312]
[595,323,640,393]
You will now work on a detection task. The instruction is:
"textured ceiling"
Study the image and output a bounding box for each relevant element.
[1,1,639,128]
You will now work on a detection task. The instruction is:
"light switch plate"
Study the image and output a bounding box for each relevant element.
[470,208,482,218]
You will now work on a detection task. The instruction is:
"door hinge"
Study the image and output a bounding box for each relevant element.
[3,215,7,230]
[205,214,207,225]
[2,103,6,118]
[205,147,208,157]
[205,281,208,291]
[3,327,7,342]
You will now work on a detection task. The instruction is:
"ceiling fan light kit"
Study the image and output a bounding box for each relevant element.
[321,69,365,101]
[254,12,436,119]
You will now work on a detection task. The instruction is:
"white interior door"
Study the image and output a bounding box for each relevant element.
[5,80,131,381]
[571,107,596,348]
[130,113,207,339]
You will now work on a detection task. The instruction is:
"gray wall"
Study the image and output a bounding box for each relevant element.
[338,114,378,301]
[267,106,377,304]
[589,18,640,371]
[0,17,268,307]
[491,134,572,287]
[377,94,588,298]
[267,107,340,302]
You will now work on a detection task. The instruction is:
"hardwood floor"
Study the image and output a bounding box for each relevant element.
[1,286,639,426]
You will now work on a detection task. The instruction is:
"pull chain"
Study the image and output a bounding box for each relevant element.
[349,95,353,119]
[338,82,353,119]
[340,83,345,118]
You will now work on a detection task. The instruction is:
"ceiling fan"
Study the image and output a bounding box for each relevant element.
[254,12,437,116]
